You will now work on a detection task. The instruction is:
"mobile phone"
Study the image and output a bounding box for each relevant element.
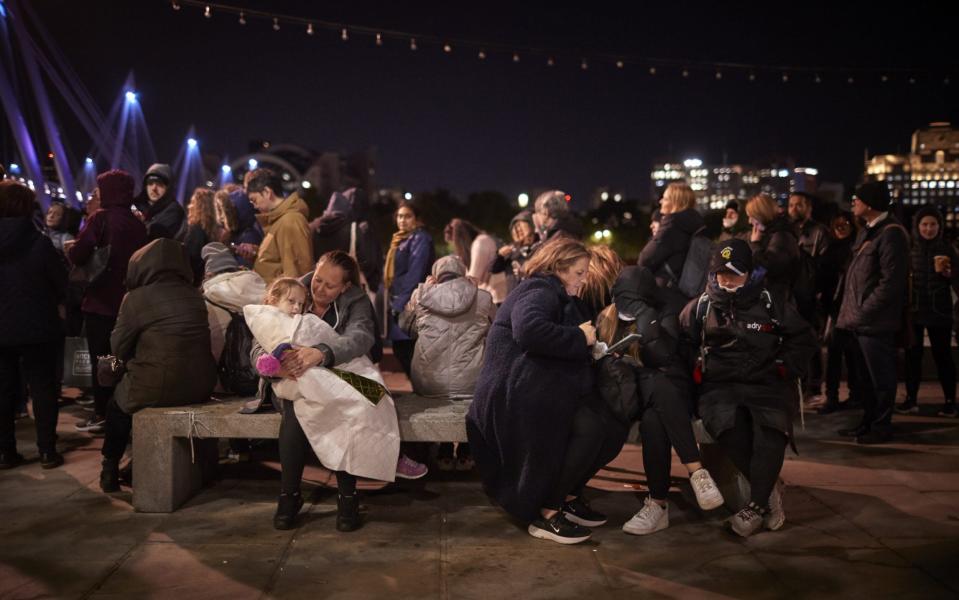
[604,333,643,356]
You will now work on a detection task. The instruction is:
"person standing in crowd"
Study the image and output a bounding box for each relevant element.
[898,206,959,417]
[818,212,861,414]
[746,193,800,304]
[134,163,184,240]
[533,190,584,240]
[44,201,75,254]
[0,181,68,469]
[681,239,816,537]
[639,182,705,288]
[444,218,503,304]
[491,210,538,296]
[99,238,216,492]
[213,188,263,268]
[719,200,750,242]
[788,193,829,259]
[67,170,148,434]
[310,188,383,295]
[384,201,434,376]
[79,188,101,231]
[247,168,313,285]
[468,237,615,545]
[597,266,724,536]
[836,182,910,444]
[254,251,426,531]
[179,187,219,285]
[401,255,495,471]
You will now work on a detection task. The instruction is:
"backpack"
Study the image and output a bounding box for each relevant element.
[666,227,714,299]
[208,300,259,396]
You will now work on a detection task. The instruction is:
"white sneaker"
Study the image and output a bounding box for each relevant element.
[622,497,669,536]
[764,479,786,531]
[689,469,724,510]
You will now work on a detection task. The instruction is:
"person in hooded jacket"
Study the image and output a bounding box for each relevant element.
[0,181,68,469]
[897,205,959,417]
[401,255,496,471]
[310,188,383,294]
[746,193,801,305]
[214,187,264,269]
[99,237,217,492]
[67,170,148,433]
[639,182,706,287]
[247,169,313,284]
[491,210,538,296]
[680,239,816,538]
[596,266,724,536]
[134,163,185,241]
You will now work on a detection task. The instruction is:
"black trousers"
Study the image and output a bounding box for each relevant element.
[392,339,415,378]
[84,312,117,418]
[544,400,629,511]
[639,376,701,500]
[855,333,898,432]
[718,407,787,509]
[825,328,861,403]
[0,341,61,454]
[279,400,356,497]
[101,397,133,461]
[905,323,956,404]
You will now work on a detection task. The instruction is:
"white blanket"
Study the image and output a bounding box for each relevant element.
[243,304,400,482]
[203,271,267,364]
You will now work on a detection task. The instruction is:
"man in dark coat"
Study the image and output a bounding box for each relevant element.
[134,163,185,240]
[835,182,910,444]
[99,238,216,491]
[0,181,68,469]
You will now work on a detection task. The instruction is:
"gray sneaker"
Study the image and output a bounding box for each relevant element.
[689,469,724,510]
[622,497,669,536]
[764,479,786,531]
[728,504,764,538]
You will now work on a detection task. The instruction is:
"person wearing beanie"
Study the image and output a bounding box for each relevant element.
[835,181,910,444]
[719,200,750,242]
[67,170,148,433]
[491,210,539,295]
[680,238,816,538]
[134,163,185,241]
[897,205,959,417]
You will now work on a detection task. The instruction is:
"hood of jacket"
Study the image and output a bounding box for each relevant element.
[419,277,478,317]
[912,205,944,246]
[0,217,39,258]
[662,207,705,235]
[705,266,768,310]
[126,238,193,290]
[265,192,310,226]
[142,163,173,187]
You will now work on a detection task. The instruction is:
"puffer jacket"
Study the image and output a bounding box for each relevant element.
[638,208,705,285]
[836,214,910,335]
[253,192,314,284]
[401,276,495,399]
[749,215,799,303]
[111,238,216,414]
[909,206,959,327]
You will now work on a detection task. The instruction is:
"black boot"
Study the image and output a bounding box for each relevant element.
[273,492,304,530]
[818,396,841,415]
[336,494,361,532]
[100,458,120,493]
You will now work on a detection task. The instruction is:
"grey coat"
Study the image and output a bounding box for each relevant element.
[401,277,495,399]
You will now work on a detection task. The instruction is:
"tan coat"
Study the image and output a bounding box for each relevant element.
[254,192,313,283]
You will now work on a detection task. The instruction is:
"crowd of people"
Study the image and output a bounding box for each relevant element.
[1,165,955,546]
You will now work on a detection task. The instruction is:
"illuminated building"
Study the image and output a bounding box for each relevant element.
[651,160,819,210]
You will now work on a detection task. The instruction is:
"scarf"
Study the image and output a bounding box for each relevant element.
[384,228,414,291]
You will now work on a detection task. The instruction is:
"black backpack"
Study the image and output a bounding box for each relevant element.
[207,300,259,396]
[665,227,714,299]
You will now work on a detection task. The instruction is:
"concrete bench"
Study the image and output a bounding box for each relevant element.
[132,394,468,513]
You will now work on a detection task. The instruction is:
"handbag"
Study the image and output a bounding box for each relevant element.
[96,355,126,387]
[62,334,93,388]
[69,216,111,285]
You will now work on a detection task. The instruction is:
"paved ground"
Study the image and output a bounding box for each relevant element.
[2,379,958,600]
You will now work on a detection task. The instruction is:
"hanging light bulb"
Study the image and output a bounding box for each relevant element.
[616,60,624,69]
[847,76,855,84]
[881,74,888,83]
[814,74,821,84]
[749,72,756,82]
[909,76,916,84]
[512,52,520,63]
[272,17,280,31]
[478,49,486,59]
[944,77,951,85]
[410,37,418,51]
[715,71,722,80]
[681,68,689,78]
[443,43,452,53]
[238,11,246,25]
[305,23,313,35]
[580,59,588,70]
[782,73,789,83]
[171,1,181,10]
[375,33,383,46]
[203,5,211,18]
[546,57,555,67]
[341,28,349,41]
[648,66,656,75]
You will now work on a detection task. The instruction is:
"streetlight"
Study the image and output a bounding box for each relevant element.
[518,192,529,208]
[125,91,138,104]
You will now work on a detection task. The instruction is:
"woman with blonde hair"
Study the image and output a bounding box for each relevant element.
[745,193,799,302]
[639,182,705,292]
[580,244,625,319]
[180,187,219,285]
[467,236,613,545]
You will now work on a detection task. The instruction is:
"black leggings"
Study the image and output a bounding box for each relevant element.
[101,397,133,461]
[717,407,787,509]
[280,400,356,497]
[544,401,629,511]
[905,323,956,404]
[639,376,701,500]
[825,327,861,402]
[84,312,117,419]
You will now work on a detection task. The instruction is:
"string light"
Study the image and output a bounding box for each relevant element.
[376,33,383,46]
[478,49,486,59]
[580,58,588,70]
[681,68,689,78]
[272,17,280,31]
[616,60,624,69]
[171,1,181,10]
[443,43,452,53]
[782,73,789,83]
[881,74,888,83]
[715,71,722,80]
[203,4,211,18]
[909,77,916,84]
[648,66,656,75]
[814,74,821,83]
[546,56,555,67]
[238,11,245,25]
[847,76,854,84]
[410,37,417,51]
[512,52,520,63]
[748,72,756,82]
[945,77,951,85]
[341,28,349,41]
[306,23,314,35]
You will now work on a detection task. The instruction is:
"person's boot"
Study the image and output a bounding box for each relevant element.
[336,494,361,532]
[273,492,304,530]
[100,458,120,493]
[817,395,841,415]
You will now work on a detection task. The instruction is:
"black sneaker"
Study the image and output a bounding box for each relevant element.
[528,513,592,544]
[336,494,361,532]
[40,451,64,469]
[562,496,608,527]
[895,399,919,415]
[273,492,304,530]
[100,458,120,492]
[0,450,24,470]
[937,404,958,418]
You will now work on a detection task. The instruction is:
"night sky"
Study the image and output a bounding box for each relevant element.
[16,1,959,205]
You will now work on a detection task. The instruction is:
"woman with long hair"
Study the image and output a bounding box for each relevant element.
[181,187,219,285]
[579,244,624,320]
[745,193,800,304]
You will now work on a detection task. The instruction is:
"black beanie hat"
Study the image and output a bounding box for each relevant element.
[854,181,891,212]
[710,238,753,276]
